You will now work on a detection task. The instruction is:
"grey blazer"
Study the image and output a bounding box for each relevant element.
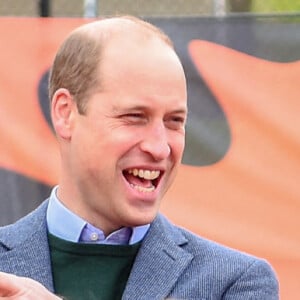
[0,201,278,299]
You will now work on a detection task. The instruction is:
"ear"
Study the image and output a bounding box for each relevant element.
[51,88,77,140]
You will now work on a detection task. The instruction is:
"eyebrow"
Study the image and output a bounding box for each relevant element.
[112,105,188,115]
[170,108,188,115]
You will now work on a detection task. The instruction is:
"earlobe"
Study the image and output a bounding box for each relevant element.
[51,88,76,140]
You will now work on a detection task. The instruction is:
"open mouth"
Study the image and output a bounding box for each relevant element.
[122,168,162,193]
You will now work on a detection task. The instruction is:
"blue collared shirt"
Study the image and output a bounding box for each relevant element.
[46,186,150,245]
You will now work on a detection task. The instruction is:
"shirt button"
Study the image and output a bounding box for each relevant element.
[90,232,99,241]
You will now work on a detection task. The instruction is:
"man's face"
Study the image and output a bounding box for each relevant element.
[64,37,187,234]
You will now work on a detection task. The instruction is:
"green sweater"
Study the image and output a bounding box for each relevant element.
[48,234,141,300]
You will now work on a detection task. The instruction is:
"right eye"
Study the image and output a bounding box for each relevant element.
[121,113,147,125]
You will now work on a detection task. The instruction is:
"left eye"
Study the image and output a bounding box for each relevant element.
[171,116,185,123]
[165,116,186,130]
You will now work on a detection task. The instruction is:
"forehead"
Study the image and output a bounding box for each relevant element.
[101,35,185,86]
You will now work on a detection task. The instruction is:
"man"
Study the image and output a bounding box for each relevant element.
[0,16,278,299]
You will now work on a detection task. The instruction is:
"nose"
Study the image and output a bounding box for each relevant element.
[139,122,171,161]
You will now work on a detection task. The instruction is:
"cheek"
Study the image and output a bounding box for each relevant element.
[170,134,185,160]
[108,128,142,150]
[71,128,106,170]
[88,130,137,163]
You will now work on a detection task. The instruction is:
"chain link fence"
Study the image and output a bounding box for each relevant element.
[0,0,299,17]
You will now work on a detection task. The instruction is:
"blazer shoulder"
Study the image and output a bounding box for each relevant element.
[159,214,277,277]
[0,200,49,250]
[177,224,270,266]
[148,215,279,299]
[154,214,254,261]
[177,224,278,290]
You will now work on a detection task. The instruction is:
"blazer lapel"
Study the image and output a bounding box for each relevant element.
[123,215,193,300]
[0,201,54,291]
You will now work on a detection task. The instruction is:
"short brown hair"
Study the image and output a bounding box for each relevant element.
[49,16,173,114]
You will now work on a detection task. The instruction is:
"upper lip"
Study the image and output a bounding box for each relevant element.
[123,165,166,172]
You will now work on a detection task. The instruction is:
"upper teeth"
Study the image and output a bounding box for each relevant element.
[128,169,160,180]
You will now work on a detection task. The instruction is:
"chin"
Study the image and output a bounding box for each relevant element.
[125,211,157,227]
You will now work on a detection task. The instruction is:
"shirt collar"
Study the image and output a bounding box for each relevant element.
[46,186,150,245]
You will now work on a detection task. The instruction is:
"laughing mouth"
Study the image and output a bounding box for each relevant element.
[123,168,161,193]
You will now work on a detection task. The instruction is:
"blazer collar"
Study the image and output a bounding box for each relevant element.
[123,214,193,300]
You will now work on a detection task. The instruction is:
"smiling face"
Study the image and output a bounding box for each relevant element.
[51,23,187,235]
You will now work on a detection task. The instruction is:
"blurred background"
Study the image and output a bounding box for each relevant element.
[0,1,299,299]
[0,0,300,17]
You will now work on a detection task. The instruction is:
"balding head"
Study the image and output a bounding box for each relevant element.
[49,16,174,114]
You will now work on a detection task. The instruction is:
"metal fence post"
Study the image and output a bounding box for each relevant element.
[213,0,226,16]
[38,0,50,17]
[84,0,98,18]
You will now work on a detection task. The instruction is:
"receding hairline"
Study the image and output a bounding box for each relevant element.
[70,15,173,48]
